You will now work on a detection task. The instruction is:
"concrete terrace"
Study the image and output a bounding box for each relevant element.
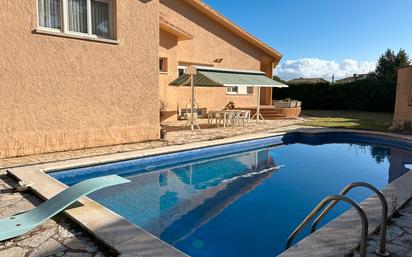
[0,120,412,257]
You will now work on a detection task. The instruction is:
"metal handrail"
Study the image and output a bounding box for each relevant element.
[311,182,389,257]
[285,195,368,257]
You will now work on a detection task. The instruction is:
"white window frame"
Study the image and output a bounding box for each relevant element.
[226,86,239,95]
[36,0,63,33]
[37,0,113,39]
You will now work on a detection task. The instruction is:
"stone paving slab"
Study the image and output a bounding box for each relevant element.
[353,200,412,257]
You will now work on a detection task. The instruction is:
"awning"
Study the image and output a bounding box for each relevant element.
[170,66,288,88]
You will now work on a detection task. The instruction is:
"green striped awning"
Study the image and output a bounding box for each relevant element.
[170,66,288,88]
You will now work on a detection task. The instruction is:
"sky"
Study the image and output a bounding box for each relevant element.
[203,0,412,80]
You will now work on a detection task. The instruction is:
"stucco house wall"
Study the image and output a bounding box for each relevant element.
[159,0,279,120]
[0,0,160,158]
[392,67,412,131]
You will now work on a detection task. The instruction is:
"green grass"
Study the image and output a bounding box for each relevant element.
[300,110,394,132]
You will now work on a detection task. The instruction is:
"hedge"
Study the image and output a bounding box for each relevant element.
[273,79,396,112]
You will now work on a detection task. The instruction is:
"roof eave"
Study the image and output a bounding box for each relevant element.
[160,16,194,41]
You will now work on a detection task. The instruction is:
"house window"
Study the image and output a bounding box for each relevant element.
[68,0,87,33]
[178,66,187,77]
[227,86,253,95]
[160,58,168,73]
[37,0,113,39]
[227,86,238,94]
[92,0,111,37]
[38,0,61,29]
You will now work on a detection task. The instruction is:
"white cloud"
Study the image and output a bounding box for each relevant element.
[275,58,376,81]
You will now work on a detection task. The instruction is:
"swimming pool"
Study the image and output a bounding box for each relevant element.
[51,132,412,257]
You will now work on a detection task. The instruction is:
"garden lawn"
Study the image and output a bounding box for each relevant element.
[301,110,394,132]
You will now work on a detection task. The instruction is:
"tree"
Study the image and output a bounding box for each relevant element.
[396,48,411,68]
[273,75,287,84]
[374,48,411,82]
[374,49,397,82]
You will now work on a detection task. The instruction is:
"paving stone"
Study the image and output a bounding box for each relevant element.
[41,219,59,230]
[399,211,412,218]
[0,246,28,257]
[95,252,106,257]
[63,237,95,251]
[400,233,412,243]
[27,238,66,257]
[119,254,142,257]
[366,242,379,254]
[385,243,410,257]
[365,254,378,257]
[86,245,99,253]
[17,229,55,248]
[393,219,412,233]
[1,199,35,217]
[0,194,21,202]
[58,225,75,239]
[366,240,378,248]
[3,241,14,247]
[386,225,404,241]
[401,203,412,212]
[62,252,93,257]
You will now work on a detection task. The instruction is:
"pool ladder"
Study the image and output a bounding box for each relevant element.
[285,182,390,257]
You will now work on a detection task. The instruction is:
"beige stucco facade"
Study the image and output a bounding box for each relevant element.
[159,0,281,121]
[0,0,281,158]
[392,67,412,131]
[0,0,160,158]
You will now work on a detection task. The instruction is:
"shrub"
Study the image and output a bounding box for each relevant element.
[273,79,396,112]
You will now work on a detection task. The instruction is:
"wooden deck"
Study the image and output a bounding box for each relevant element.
[236,106,301,119]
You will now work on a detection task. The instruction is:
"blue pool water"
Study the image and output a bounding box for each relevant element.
[51,133,412,257]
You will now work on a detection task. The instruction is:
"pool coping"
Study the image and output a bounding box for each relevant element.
[6,128,412,257]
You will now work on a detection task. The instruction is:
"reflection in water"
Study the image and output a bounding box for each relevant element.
[91,149,276,238]
[349,144,410,183]
[388,148,412,183]
[349,144,391,164]
[371,146,392,164]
